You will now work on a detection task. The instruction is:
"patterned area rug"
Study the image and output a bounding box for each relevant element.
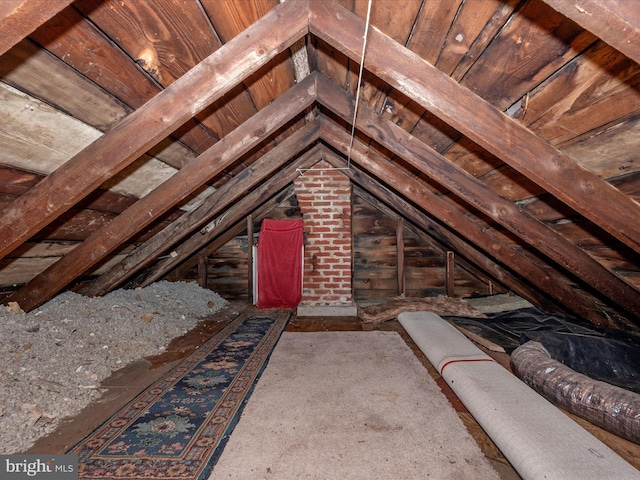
[68,309,290,480]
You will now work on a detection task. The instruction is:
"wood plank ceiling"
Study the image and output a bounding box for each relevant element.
[0,0,638,331]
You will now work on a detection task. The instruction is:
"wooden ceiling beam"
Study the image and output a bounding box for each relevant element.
[6,73,317,312]
[138,150,322,287]
[82,121,321,297]
[0,0,309,263]
[0,0,74,56]
[316,74,640,321]
[319,119,616,326]
[541,0,640,65]
[309,0,640,255]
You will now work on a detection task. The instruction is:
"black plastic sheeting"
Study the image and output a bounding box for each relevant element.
[445,307,640,394]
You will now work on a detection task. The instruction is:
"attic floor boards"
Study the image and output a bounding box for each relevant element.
[25,302,639,478]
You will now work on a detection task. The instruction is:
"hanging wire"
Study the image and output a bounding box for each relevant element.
[296,0,373,177]
[346,0,373,169]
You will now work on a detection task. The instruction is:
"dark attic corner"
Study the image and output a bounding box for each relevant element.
[0,0,639,478]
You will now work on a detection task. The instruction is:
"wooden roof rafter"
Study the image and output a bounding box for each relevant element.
[309,0,640,255]
[93,104,627,326]
[137,147,324,288]
[161,184,301,288]
[0,0,74,56]
[0,0,637,327]
[315,73,640,320]
[318,119,631,328]
[0,0,310,262]
[540,0,640,66]
[5,70,317,312]
[321,149,562,314]
[81,121,322,297]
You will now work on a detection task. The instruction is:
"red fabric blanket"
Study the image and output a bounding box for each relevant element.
[257,218,304,309]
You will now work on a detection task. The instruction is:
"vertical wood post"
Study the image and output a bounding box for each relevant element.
[165,269,179,282]
[397,217,405,297]
[198,251,207,289]
[446,250,455,297]
[247,215,254,304]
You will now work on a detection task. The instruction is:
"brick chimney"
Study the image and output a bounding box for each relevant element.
[294,160,356,316]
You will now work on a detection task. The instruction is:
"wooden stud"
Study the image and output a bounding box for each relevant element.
[167,224,247,286]
[198,251,208,289]
[354,185,508,298]
[247,215,254,304]
[446,251,455,297]
[396,217,405,297]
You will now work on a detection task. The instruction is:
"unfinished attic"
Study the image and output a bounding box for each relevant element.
[1,0,640,477]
